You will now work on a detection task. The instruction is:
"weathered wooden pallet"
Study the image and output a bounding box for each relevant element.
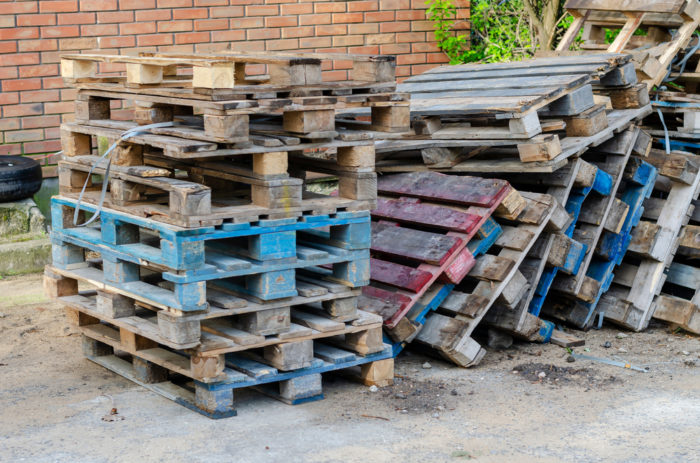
[413,192,557,367]
[555,0,700,88]
[75,322,393,418]
[373,106,652,174]
[357,172,522,329]
[58,152,375,228]
[647,100,700,136]
[598,151,700,331]
[545,157,659,329]
[652,257,700,334]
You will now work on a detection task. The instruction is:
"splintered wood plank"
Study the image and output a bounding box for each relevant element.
[550,330,586,347]
[564,0,687,14]
[469,255,515,282]
[369,258,433,293]
[377,172,509,208]
[359,286,412,321]
[373,197,482,234]
[371,222,463,266]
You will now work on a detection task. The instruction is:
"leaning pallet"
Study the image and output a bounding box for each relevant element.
[598,150,700,331]
[357,171,525,329]
[554,0,700,89]
[412,192,557,367]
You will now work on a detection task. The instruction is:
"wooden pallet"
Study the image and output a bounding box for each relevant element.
[374,106,652,174]
[413,192,557,367]
[357,172,522,329]
[599,151,700,331]
[75,324,393,418]
[555,0,700,88]
[58,149,375,228]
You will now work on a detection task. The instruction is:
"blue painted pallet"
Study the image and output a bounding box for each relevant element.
[386,217,504,356]
[83,326,393,419]
[560,160,658,329]
[527,166,613,317]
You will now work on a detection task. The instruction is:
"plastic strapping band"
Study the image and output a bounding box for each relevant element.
[663,32,700,84]
[72,121,176,227]
[654,90,672,154]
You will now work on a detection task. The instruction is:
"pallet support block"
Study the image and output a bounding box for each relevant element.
[96,290,136,318]
[263,340,314,371]
[61,58,97,79]
[61,128,91,157]
[157,311,201,345]
[233,306,290,336]
[82,335,113,357]
[132,357,169,384]
[43,268,78,298]
[204,114,249,141]
[193,64,235,89]
[253,151,288,177]
[194,382,235,417]
[359,358,394,387]
[279,374,323,402]
[283,109,335,134]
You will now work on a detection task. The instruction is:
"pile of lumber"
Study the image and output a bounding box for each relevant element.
[46,51,409,418]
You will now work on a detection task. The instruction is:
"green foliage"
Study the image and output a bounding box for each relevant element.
[424,0,470,64]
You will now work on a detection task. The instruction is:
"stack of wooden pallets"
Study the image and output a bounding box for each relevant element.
[45,51,409,418]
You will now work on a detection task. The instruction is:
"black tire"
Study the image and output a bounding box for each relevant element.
[0,156,43,202]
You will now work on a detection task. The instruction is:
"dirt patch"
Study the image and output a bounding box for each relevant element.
[380,376,462,415]
[513,362,620,389]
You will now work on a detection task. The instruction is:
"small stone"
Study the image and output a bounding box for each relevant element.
[369,385,378,392]
[422,362,432,369]
[451,389,459,396]
[566,355,576,363]
[395,393,407,399]
[602,341,612,348]
[436,405,445,411]
[684,359,697,367]
[537,371,546,379]
[616,333,629,339]
[432,412,440,418]
[400,409,408,414]
[0,313,6,319]
[681,351,690,356]
[618,347,628,353]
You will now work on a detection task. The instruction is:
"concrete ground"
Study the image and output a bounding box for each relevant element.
[1,273,699,463]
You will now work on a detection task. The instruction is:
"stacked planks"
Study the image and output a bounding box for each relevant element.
[45,51,411,418]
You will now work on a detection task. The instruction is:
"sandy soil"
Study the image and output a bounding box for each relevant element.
[1,273,699,463]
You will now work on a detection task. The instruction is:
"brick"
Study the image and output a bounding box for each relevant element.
[2,53,40,66]
[99,36,136,48]
[5,130,45,144]
[332,35,364,47]
[6,2,39,14]
[381,43,410,54]
[58,37,98,49]
[21,89,60,103]
[411,64,437,75]
[266,38,298,51]
[245,5,278,16]
[365,11,394,22]
[281,3,312,15]
[119,0,156,8]
[120,22,156,35]
[173,8,207,19]
[348,45,380,55]
[281,26,314,39]
[97,11,134,23]
[229,40,265,52]
[135,9,171,21]
[365,33,395,45]
[79,0,117,11]
[137,34,173,46]
[56,12,93,24]
[0,67,18,80]
[231,17,264,28]
[44,101,75,114]
[411,41,440,53]
[247,28,280,40]
[17,14,57,26]
[410,0,430,9]
[426,52,448,64]
[41,25,80,37]
[316,24,346,36]
[298,36,331,49]
[158,20,192,32]
[0,15,16,28]
[314,2,346,13]
[157,0,192,6]
[80,24,119,36]
[381,21,410,33]
[194,19,228,31]
[397,53,426,65]
[397,32,425,43]
[24,140,63,154]
[0,144,22,156]
[411,20,435,31]
[175,31,210,44]
[44,126,62,140]
[3,103,44,118]
[42,76,67,88]
[3,79,42,93]
[0,93,19,106]
[381,0,410,9]
[0,28,39,40]
[0,41,17,54]
[0,118,21,132]
[332,12,363,23]
[322,69,348,81]
[211,6,244,17]
[299,13,330,26]
[348,23,379,35]
[211,30,245,42]
[61,88,77,100]
[194,0,227,4]
[265,16,297,27]
[349,1,378,12]
[19,64,59,78]
[396,10,425,20]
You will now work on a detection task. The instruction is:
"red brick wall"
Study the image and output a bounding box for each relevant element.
[0,0,469,171]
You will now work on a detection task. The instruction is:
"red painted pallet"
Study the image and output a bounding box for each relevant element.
[358,172,515,329]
